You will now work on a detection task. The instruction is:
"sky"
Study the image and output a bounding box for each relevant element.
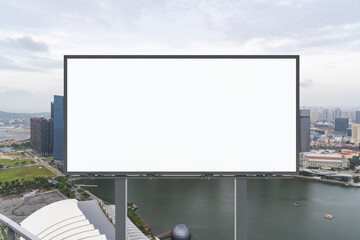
[0,0,359,112]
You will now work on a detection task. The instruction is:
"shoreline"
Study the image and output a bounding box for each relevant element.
[294,175,360,187]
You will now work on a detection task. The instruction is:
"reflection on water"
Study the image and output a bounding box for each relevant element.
[77,178,360,240]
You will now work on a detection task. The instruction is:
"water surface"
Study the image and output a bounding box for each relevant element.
[78,178,360,240]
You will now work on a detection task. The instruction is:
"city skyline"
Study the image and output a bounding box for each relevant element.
[0,0,359,112]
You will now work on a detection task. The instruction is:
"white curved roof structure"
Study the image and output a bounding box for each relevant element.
[19,199,150,240]
[102,205,149,240]
[20,199,108,240]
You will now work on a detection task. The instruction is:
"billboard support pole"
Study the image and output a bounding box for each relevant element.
[235,178,247,240]
[115,177,127,240]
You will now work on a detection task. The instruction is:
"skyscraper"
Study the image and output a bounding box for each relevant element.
[335,118,349,134]
[335,108,342,119]
[300,109,310,152]
[51,102,54,119]
[53,95,64,161]
[30,118,53,156]
[356,111,360,124]
[322,109,334,122]
[352,124,360,141]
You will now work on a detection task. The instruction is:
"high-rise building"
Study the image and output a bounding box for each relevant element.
[51,102,54,119]
[30,118,53,156]
[335,118,349,134]
[351,124,360,141]
[300,109,310,152]
[342,111,355,122]
[335,108,342,119]
[322,109,334,122]
[347,128,352,137]
[356,111,360,124]
[53,95,64,161]
[310,111,321,123]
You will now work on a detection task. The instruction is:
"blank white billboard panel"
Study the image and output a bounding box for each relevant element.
[65,56,298,175]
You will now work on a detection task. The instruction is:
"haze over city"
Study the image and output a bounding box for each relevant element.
[0,0,360,112]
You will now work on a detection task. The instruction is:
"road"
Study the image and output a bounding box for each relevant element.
[0,164,37,171]
[24,149,62,176]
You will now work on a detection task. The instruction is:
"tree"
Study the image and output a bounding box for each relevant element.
[69,191,75,198]
[348,156,360,170]
[354,176,360,183]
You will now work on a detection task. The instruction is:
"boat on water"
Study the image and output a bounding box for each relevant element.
[294,202,300,206]
[324,214,334,220]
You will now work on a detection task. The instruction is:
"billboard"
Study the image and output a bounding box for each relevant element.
[65,56,299,176]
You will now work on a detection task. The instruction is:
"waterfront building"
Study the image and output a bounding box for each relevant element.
[335,118,348,134]
[30,118,53,156]
[337,149,360,158]
[53,95,64,161]
[300,109,311,152]
[300,151,349,169]
[351,124,360,142]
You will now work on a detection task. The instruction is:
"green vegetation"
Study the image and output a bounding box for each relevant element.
[10,141,31,150]
[299,171,312,177]
[43,156,54,163]
[354,176,360,183]
[0,225,7,240]
[98,201,114,225]
[348,156,360,170]
[127,202,152,236]
[0,177,53,197]
[0,165,56,183]
[54,176,77,199]
[76,188,91,201]
[0,158,33,167]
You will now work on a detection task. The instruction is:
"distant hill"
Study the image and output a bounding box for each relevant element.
[0,111,50,119]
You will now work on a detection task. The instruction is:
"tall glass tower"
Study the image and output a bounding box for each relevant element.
[53,95,64,161]
[300,109,310,152]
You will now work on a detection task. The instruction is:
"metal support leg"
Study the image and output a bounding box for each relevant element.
[235,178,247,240]
[7,227,15,240]
[115,178,127,240]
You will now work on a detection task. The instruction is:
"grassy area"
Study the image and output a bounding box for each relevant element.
[43,156,54,162]
[0,158,34,167]
[0,165,56,184]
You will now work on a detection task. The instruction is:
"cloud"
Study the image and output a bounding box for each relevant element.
[24,57,62,70]
[300,79,315,88]
[4,89,31,96]
[0,55,33,71]
[0,36,48,52]
[0,0,359,111]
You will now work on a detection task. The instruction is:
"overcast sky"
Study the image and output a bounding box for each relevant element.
[0,0,359,112]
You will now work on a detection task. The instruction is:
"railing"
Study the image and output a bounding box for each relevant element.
[0,213,40,240]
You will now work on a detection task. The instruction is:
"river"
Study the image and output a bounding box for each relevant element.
[76,178,360,240]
